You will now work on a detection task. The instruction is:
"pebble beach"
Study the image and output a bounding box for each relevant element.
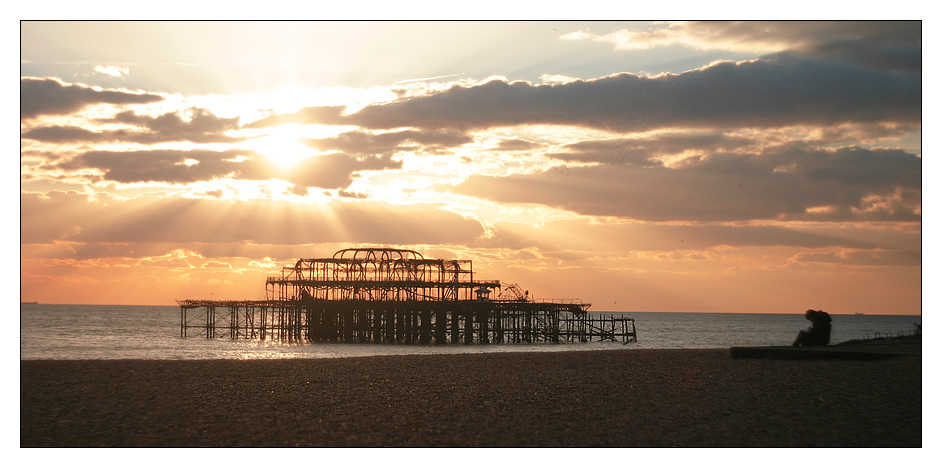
[20,345,921,448]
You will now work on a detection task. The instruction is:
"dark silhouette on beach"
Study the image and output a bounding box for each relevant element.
[792,309,832,347]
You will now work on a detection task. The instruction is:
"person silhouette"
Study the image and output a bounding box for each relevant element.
[792,309,832,347]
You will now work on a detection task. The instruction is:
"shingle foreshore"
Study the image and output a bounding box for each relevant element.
[20,348,921,447]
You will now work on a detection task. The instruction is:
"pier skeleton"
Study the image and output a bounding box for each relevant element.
[178,248,636,344]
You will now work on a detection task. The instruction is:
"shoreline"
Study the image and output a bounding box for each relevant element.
[21,348,920,447]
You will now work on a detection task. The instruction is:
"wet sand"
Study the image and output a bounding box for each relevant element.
[21,348,921,447]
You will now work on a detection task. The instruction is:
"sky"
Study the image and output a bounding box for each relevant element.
[19,20,924,314]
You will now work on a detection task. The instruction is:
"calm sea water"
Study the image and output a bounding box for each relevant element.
[20,304,922,360]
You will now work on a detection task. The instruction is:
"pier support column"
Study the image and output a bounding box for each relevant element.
[479,308,489,344]
[435,309,447,344]
[464,311,474,344]
[451,310,461,344]
[419,309,432,344]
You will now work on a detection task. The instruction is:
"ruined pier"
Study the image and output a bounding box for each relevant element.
[178,248,636,345]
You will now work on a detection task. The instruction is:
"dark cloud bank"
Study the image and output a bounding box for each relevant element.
[453,142,920,223]
[259,55,918,133]
[696,21,921,72]
[23,107,244,144]
[21,77,164,119]
[53,149,401,191]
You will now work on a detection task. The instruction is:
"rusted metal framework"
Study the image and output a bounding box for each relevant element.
[265,248,497,302]
[178,248,636,345]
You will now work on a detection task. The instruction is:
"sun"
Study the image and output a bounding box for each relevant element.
[248,131,313,169]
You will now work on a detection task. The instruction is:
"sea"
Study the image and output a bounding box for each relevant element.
[20,303,922,361]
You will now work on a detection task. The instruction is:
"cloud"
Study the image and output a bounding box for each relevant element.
[52,148,401,190]
[94,65,130,78]
[496,138,544,151]
[303,129,473,156]
[338,190,369,199]
[562,21,920,71]
[21,77,164,119]
[21,125,109,143]
[21,191,485,247]
[547,131,752,166]
[23,108,245,144]
[289,153,403,190]
[450,143,921,223]
[791,249,921,267]
[477,218,918,254]
[241,106,347,128]
[468,218,921,270]
[697,21,921,72]
[101,107,243,143]
[55,149,269,185]
[547,127,918,167]
[340,56,918,133]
